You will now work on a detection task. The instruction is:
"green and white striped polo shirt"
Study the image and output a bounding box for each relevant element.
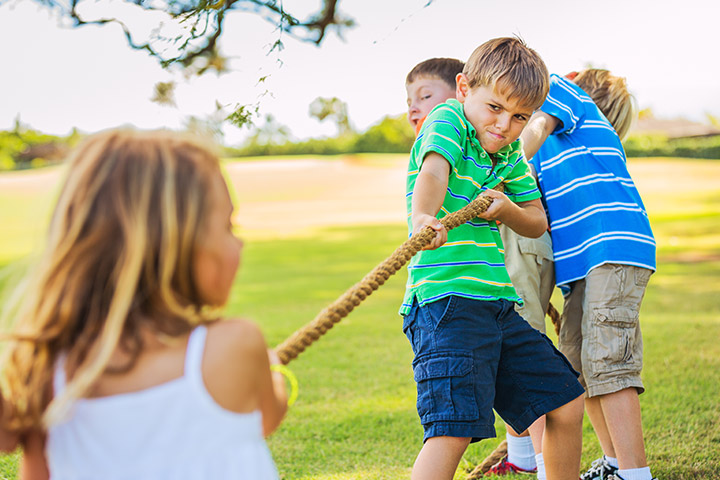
[400,99,541,315]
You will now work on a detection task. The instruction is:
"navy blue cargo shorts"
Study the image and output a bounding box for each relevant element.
[402,295,584,442]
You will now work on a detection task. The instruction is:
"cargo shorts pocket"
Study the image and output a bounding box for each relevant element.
[413,352,478,423]
[587,306,643,378]
[517,233,553,265]
[634,267,652,288]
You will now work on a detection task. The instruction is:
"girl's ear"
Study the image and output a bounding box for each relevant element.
[456,73,469,102]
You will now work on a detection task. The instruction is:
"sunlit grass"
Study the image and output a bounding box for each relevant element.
[0,158,718,479]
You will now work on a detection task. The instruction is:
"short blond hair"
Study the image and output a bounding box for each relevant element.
[572,69,637,140]
[463,37,549,110]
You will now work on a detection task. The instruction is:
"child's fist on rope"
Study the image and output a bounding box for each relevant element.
[412,213,448,250]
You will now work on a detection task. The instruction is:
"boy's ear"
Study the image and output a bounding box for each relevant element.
[456,73,469,103]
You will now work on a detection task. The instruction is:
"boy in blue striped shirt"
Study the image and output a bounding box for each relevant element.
[521,69,657,480]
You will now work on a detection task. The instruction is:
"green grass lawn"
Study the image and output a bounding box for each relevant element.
[0,158,718,479]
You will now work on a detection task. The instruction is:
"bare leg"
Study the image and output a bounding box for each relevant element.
[527,415,546,454]
[506,421,540,471]
[505,423,529,438]
[411,436,471,480]
[585,395,616,457]
[543,394,584,480]
[599,388,647,469]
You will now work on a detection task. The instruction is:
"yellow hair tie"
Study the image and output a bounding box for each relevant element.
[270,364,299,407]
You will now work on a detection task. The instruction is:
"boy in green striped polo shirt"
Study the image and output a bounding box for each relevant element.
[401,37,585,480]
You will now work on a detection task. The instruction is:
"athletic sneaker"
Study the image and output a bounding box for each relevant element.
[581,457,618,480]
[484,454,537,476]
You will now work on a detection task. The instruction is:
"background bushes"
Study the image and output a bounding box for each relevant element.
[623,134,720,159]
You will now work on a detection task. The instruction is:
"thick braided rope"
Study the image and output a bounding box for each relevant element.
[466,440,507,478]
[547,301,561,337]
[275,186,502,364]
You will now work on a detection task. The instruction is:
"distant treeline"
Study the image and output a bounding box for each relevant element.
[0,127,80,171]
[2,120,719,172]
[225,115,416,157]
[623,134,720,159]
[228,113,720,160]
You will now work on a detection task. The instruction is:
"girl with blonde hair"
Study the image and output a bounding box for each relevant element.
[0,129,287,479]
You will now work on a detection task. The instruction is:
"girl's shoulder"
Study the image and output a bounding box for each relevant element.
[204,318,267,358]
[202,319,270,413]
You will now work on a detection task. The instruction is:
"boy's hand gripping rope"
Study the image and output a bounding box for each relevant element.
[275,185,503,365]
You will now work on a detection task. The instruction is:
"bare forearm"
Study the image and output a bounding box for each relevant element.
[498,200,547,238]
[411,155,449,221]
[409,154,451,249]
[261,348,288,437]
[19,431,49,480]
[262,369,288,437]
[520,111,558,161]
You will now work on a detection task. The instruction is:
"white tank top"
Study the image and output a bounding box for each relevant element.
[47,326,279,480]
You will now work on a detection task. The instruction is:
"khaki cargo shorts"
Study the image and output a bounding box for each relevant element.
[500,224,555,333]
[558,263,652,397]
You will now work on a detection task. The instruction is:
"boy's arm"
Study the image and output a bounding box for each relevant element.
[520,111,559,161]
[411,153,450,250]
[477,191,547,238]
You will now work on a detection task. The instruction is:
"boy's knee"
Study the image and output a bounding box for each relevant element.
[426,435,472,452]
[547,393,584,425]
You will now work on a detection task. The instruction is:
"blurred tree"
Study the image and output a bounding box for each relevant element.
[309,96,352,136]
[13,1,436,130]
[638,108,654,120]
[251,115,292,144]
[353,114,414,153]
[705,112,720,129]
[151,82,177,107]
[183,101,227,144]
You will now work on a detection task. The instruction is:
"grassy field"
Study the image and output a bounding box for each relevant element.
[0,157,718,479]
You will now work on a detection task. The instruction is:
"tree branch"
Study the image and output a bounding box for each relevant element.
[30,0,352,74]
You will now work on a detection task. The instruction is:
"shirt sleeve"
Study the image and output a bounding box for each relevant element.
[538,74,588,136]
[499,141,542,203]
[411,102,467,170]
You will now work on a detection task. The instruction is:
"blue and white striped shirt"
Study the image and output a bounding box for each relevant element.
[530,74,656,286]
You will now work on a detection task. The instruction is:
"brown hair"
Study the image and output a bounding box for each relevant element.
[572,69,637,140]
[406,57,465,90]
[0,129,222,430]
[463,37,549,110]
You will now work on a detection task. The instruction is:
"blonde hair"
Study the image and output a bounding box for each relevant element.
[0,129,222,431]
[463,37,549,110]
[572,69,637,140]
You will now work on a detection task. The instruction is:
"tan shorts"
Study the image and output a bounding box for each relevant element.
[558,263,652,397]
[500,224,555,333]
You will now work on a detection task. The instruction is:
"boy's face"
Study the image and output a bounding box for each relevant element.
[456,73,534,154]
[406,75,457,130]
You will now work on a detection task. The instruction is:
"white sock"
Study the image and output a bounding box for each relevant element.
[605,455,619,469]
[505,433,536,471]
[535,452,546,480]
[617,466,652,480]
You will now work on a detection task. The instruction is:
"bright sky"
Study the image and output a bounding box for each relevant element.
[1,0,719,145]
